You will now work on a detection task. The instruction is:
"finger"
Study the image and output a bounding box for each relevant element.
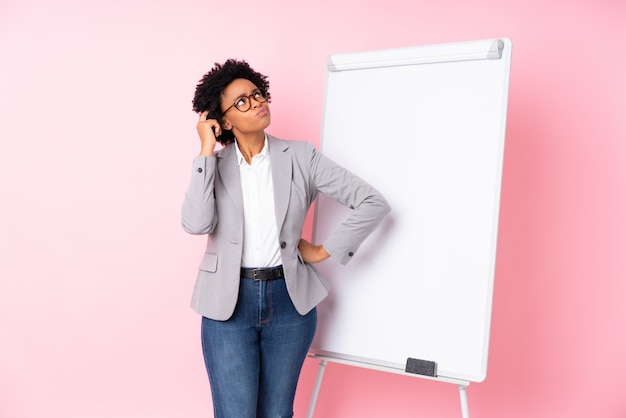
[206,120,221,137]
[199,110,209,121]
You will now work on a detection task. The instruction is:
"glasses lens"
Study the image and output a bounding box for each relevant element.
[253,91,266,103]
[234,97,250,112]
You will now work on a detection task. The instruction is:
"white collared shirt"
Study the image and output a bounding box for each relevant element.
[235,137,282,268]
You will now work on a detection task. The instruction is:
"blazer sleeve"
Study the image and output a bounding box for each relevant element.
[308,143,391,265]
[181,155,218,235]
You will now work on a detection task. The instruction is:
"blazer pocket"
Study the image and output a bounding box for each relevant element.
[199,252,218,273]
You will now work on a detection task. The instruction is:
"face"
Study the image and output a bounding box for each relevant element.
[220,78,271,138]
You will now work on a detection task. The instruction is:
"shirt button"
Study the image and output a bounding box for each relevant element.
[281,242,287,249]
[197,168,203,173]
[348,252,354,257]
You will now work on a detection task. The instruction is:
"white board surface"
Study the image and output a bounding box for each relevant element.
[310,38,512,383]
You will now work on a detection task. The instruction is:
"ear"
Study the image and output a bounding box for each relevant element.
[220,118,232,130]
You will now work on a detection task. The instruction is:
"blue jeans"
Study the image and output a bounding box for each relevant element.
[201,277,317,418]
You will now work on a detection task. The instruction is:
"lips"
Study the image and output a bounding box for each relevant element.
[257,108,268,117]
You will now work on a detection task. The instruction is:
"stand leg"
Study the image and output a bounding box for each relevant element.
[306,359,328,418]
[458,385,470,418]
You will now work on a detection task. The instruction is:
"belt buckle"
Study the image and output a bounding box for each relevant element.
[252,269,263,281]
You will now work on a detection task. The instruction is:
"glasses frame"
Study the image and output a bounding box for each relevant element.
[222,90,267,116]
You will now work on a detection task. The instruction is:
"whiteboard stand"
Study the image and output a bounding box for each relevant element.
[305,358,328,418]
[459,384,470,418]
[306,355,471,418]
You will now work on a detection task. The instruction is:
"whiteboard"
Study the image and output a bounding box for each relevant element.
[310,38,512,383]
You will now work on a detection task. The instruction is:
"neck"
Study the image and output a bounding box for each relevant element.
[236,132,265,164]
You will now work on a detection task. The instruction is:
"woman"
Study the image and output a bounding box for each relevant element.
[182,59,390,418]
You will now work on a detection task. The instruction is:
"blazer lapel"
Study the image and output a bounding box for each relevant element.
[217,144,244,217]
[268,135,292,232]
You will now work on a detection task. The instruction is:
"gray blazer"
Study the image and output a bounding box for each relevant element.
[182,135,390,320]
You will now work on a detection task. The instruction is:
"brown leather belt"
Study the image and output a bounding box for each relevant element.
[240,265,284,281]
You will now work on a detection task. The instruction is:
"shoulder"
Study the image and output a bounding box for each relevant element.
[267,134,316,153]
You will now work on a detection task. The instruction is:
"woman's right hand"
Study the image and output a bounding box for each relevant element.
[197,111,221,156]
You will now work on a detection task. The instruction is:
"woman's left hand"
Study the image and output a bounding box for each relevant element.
[298,239,330,263]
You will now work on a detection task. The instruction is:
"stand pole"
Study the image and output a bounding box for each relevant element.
[306,359,328,418]
[458,384,470,418]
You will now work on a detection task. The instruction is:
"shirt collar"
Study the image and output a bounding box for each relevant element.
[235,135,269,167]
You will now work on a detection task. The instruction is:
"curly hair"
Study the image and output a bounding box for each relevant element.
[192,59,271,145]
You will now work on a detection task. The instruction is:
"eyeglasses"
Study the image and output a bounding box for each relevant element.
[222,90,267,115]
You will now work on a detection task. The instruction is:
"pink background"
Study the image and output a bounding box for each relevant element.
[1,0,625,417]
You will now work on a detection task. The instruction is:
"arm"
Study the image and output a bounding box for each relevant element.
[181,156,218,235]
[180,112,222,235]
[308,144,391,265]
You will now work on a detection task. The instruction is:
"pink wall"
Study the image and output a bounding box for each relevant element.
[1,0,624,417]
